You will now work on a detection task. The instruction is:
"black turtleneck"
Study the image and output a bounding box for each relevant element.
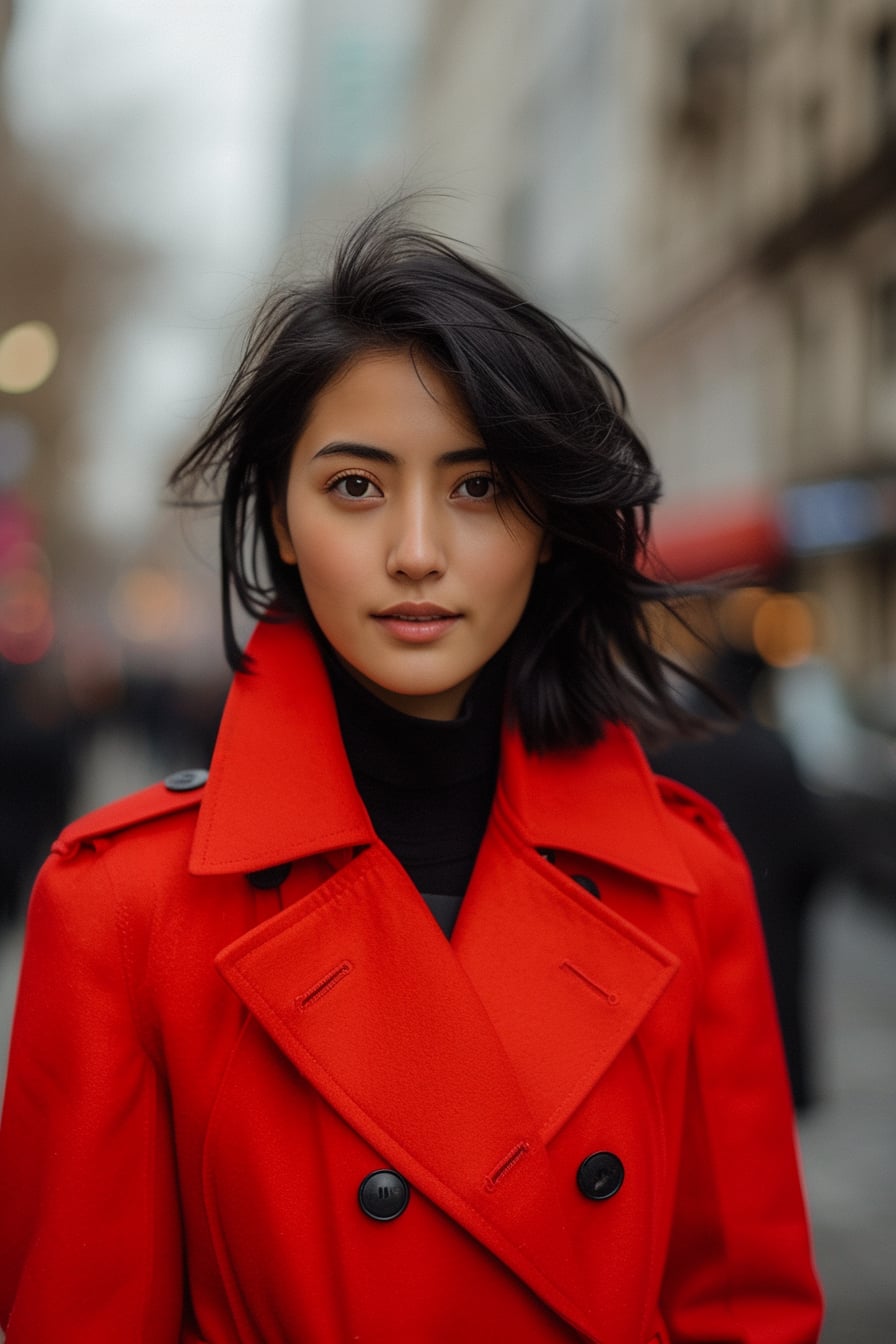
[324,649,507,938]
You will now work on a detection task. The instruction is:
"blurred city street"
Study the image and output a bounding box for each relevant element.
[1,868,894,1342]
[2,0,896,1338]
[798,884,896,1342]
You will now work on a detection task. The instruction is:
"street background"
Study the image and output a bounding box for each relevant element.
[2,1,895,1339]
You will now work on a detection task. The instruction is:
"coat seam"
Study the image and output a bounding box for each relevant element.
[102,852,172,1342]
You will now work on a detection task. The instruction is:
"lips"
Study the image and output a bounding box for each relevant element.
[373,604,461,644]
[375,603,458,620]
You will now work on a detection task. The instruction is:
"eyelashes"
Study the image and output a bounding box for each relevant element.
[452,473,502,501]
[326,471,381,500]
[323,470,503,502]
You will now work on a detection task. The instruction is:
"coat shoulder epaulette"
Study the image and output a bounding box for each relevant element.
[654,774,741,861]
[51,769,209,859]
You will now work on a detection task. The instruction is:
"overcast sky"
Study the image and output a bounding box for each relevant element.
[5,0,298,545]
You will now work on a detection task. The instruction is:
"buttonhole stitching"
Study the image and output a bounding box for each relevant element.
[560,960,620,1005]
[228,961,576,1299]
[485,1141,530,1192]
[296,960,353,1010]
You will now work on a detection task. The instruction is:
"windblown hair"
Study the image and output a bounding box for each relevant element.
[170,202,708,752]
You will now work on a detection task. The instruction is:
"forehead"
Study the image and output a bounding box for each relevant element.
[296,349,482,452]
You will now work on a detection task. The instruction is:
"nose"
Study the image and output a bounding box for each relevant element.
[385,490,447,582]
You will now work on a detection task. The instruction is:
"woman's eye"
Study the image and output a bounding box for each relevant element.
[455,474,498,500]
[330,474,380,499]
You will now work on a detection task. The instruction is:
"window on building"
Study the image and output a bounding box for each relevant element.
[865,276,896,453]
[672,15,749,148]
[871,21,896,136]
[873,276,896,368]
[801,93,828,199]
[792,296,828,467]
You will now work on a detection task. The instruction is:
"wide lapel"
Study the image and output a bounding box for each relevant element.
[215,843,597,1341]
[193,624,704,1337]
[193,621,598,1339]
[452,724,696,1143]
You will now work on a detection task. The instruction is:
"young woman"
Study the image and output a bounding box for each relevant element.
[0,208,822,1343]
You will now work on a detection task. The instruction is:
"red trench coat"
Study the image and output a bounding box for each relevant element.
[0,620,822,1344]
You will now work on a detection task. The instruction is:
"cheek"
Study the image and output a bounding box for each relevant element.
[287,509,373,606]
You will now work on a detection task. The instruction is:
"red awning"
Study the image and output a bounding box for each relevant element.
[644,494,787,581]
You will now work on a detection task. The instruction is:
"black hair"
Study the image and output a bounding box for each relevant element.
[169,202,712,753]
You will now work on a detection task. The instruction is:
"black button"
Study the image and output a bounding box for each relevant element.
[572,873,600,898]
[576,1152,624,1201]
[164,768,209,792]
[537,848,556,865]
[358,1170,409,1221]
[247,863,292,889]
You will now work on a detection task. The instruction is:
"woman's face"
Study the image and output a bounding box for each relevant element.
[272,349,548,719]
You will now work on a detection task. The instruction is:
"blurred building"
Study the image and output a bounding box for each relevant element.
[624,0,896,685]
[285,0,424,237]
[288,0,627,353]
[1,3,234,812]
[1,0,155,673]
[403,0,628,362]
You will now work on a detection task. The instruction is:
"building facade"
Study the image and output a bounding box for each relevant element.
[404,0,628,362]
[623,0,896,683]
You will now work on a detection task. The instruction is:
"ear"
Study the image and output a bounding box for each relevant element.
[270,499,298,566]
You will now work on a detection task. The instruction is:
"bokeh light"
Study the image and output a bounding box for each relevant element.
[751,592,820,668]
[108,566,187,644]
[0,541,54,663]
[0,321,59,394]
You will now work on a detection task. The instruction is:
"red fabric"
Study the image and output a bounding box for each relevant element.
[0,620,822,1343]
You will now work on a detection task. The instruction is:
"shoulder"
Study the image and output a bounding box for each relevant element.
[654,774,752,891]
[51,769,209,862]
[653,774,763,966]
[655,775,738,850]
[26,769,211,971]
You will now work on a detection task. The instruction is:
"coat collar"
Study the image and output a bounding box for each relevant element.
[191,617,697,894]
[497,727,699,894]
[204,619,690,1338]
[190,620,374,876]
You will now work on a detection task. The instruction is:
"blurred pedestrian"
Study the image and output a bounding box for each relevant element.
[0,662,77,925]
[0,205,822,1342]
[653,645,829,1110]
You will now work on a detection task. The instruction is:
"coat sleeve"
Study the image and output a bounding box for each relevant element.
[0,846,184,1342]
[658,793,823,1344]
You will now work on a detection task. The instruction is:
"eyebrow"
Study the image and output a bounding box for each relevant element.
[311,442,489,467]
